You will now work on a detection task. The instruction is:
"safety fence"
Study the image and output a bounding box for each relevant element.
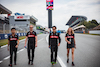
[0,33,26,40]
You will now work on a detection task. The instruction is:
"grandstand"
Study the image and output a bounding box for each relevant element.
[0,4,12,34]
[66,16,87,33]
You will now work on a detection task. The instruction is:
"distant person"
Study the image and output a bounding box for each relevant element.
[50,29,52,33]
[57,29,61,34]
[65,27,76,66]
[49,26,61,65]
[8,28,19,67]
[24,25,37,65]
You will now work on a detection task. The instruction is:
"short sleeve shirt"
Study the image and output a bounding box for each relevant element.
[8,34,19,48]
[65,33,74,45]
[49,32,60,46]
[26,31,37,44]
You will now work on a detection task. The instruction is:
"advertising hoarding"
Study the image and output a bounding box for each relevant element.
[46,0,53,10]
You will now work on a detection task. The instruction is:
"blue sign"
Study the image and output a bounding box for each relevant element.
[15,13,25,15]
[0,33,26,40]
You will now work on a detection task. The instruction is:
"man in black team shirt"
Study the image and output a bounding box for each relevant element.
[8,28,19,67]
[49,26,61,65]
[24,25,37,65]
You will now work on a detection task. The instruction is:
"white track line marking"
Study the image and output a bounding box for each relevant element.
[46,34,48,43]
[57,56,66,67]
[46,34,67,67]
[0,61,3,63]
[1,39,25,48]
[0,38,44,64]
[1,45,7,48]
[4,56,10,60]
[17,48,25,53]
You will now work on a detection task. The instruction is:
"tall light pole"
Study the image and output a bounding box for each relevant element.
[48,10,52,28]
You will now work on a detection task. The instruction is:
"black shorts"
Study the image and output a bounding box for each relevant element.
[67,44,75,49]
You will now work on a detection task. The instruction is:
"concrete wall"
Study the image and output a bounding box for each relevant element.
[89,30,100,34]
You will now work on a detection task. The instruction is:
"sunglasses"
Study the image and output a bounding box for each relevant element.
[30,27,33,28]
[53,29,56,30]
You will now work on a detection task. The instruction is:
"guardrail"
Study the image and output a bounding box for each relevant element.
[0,33,26,40]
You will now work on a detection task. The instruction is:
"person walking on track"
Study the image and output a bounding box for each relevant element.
[49,26,61,65]
[65,27,76,66]
[24,25,37,65]
[8,28,19,67]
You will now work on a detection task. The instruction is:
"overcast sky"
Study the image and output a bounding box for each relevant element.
[0,0,100,30]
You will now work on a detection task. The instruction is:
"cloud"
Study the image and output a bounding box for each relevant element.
[52,0,100,30]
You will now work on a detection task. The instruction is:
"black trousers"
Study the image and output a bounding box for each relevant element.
[51,46,58,62]
[10,48,17,64]
[27,48,35,62]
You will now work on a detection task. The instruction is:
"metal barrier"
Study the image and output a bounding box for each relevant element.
[0,23,28,34]
[0,33,26,40]
[0,23,10,34]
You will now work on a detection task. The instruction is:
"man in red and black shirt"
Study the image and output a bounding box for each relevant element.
[49,26,61,64]
[24,25,37,65]
[8,28,19,67]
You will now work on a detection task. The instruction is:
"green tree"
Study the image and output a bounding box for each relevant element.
[91,19,99,25]
[79,19,99,29]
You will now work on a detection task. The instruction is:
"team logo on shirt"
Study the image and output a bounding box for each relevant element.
[50,32,59,38]
[50,35,58,38]
[67,36,74,38]
[27,31,36,37]
[32,32,35,34]
[10,38,17,40]
[15,35,17,37]
[28,35,35,37]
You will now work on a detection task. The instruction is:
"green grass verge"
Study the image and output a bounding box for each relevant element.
[0,36,26,46]
[0,33,42,47]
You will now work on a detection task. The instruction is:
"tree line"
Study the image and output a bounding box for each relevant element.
[79,19,99,30]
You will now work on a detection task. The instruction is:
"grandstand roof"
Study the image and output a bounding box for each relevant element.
[66,16,87,27]
[0,4,12,14]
